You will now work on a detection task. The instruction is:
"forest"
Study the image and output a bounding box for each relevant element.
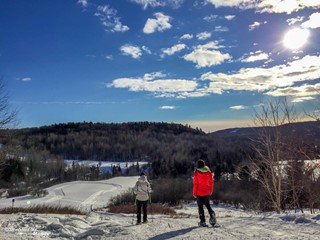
[0,121,250,179]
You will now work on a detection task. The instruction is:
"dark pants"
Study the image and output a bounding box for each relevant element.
[196,195,215,223]
[136,200,148,223]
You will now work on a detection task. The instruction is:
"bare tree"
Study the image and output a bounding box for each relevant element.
[0,77,18,179]
[303,161,320,214]
[249,98,298,213]
[0,77,18,129]
[305,88,320,121]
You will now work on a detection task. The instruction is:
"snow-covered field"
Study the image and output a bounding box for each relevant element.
[0,176,320,240]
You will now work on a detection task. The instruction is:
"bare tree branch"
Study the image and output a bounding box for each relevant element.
[0,77,18,129]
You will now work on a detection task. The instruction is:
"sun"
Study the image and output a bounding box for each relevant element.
[283,28,310,49]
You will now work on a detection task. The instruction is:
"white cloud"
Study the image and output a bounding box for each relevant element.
[205,0,320,14]
[249,21,267,31]
[143,12,172,34]
[240,51,269,62]
[130,0,164,9]
[203,14,218,22]
[160,105,176,109]
[225,15,235,20]
[143,46,152,55]
[105,55,113,60]
[291,96,316,103]
[130,0,184,9]
[162,43,186,57]
[180,34,193,39]
[287,16,304,25]
[229,105,247,110]
[95,5,129,32]
[205,0,248,8]
[77,0,88,8]
[108,72,198,97]
[214,26,229,32]
[17,77,32,82]
[143,72,167,80]
[301,12,320,29]
[119,45,150,59]
[183,41,232,68]
[201,55,320,96]
[266,83,320,98]
[120,44,142,59]
[258,0,301,14]
[196,31,211,40]
[109,56,320,100]
[113,21,130,32]
[203,14,235,22]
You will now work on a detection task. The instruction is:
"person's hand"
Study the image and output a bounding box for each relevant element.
[193,195,197,199]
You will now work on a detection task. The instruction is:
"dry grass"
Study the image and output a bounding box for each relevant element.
[108,203,176,215]
[0,205,85,215]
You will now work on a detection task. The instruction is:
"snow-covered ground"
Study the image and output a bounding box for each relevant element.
[0,176,320,240]
[0,177,139,211]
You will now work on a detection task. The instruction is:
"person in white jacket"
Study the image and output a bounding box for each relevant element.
[133,172,152,224]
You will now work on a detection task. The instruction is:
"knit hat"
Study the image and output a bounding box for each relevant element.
[197,160,205,168]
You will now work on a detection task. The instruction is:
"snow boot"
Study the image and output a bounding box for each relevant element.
[209,216,216,226]
[198,222,208,227]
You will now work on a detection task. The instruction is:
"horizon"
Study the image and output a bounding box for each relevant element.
[9,118,316,134]
[1,0,319,133]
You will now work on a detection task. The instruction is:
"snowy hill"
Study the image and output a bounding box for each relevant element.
[0,177,319,240]
[0,177,138,211]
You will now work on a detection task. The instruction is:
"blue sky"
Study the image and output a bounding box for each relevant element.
[1,0,319,132]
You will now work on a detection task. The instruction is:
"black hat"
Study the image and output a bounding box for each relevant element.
[140,172,146,176]
[197,160,205,168]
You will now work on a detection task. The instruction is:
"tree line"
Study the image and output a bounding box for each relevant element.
[0,121,250,177]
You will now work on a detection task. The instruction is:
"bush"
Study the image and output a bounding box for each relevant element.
[108,189,136,206]
[7,187,28,198]
[151,177,193,205]
[0,205,85,215]
[30,187,48,197]
[212,180,262,210]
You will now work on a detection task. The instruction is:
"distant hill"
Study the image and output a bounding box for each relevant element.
[210,121,320,144]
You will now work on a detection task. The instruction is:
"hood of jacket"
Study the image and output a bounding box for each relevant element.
[138,175,146,182]
[197,166,210,173]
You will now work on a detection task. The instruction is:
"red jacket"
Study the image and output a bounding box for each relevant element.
[193,166,214,197]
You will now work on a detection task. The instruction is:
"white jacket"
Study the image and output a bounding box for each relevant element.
[133,175,151,201]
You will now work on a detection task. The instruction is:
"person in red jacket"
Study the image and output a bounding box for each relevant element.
[193,159,216,227]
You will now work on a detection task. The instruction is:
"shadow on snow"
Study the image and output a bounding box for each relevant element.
[148,226,197,240]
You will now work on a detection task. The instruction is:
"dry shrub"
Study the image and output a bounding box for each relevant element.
[0,205,85,215]
[108,204,135,214]
[151,177,193,204]
[213,180,261,210]
[108,189,135,206]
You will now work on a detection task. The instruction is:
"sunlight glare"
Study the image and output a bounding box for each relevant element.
[283,28,310,49]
